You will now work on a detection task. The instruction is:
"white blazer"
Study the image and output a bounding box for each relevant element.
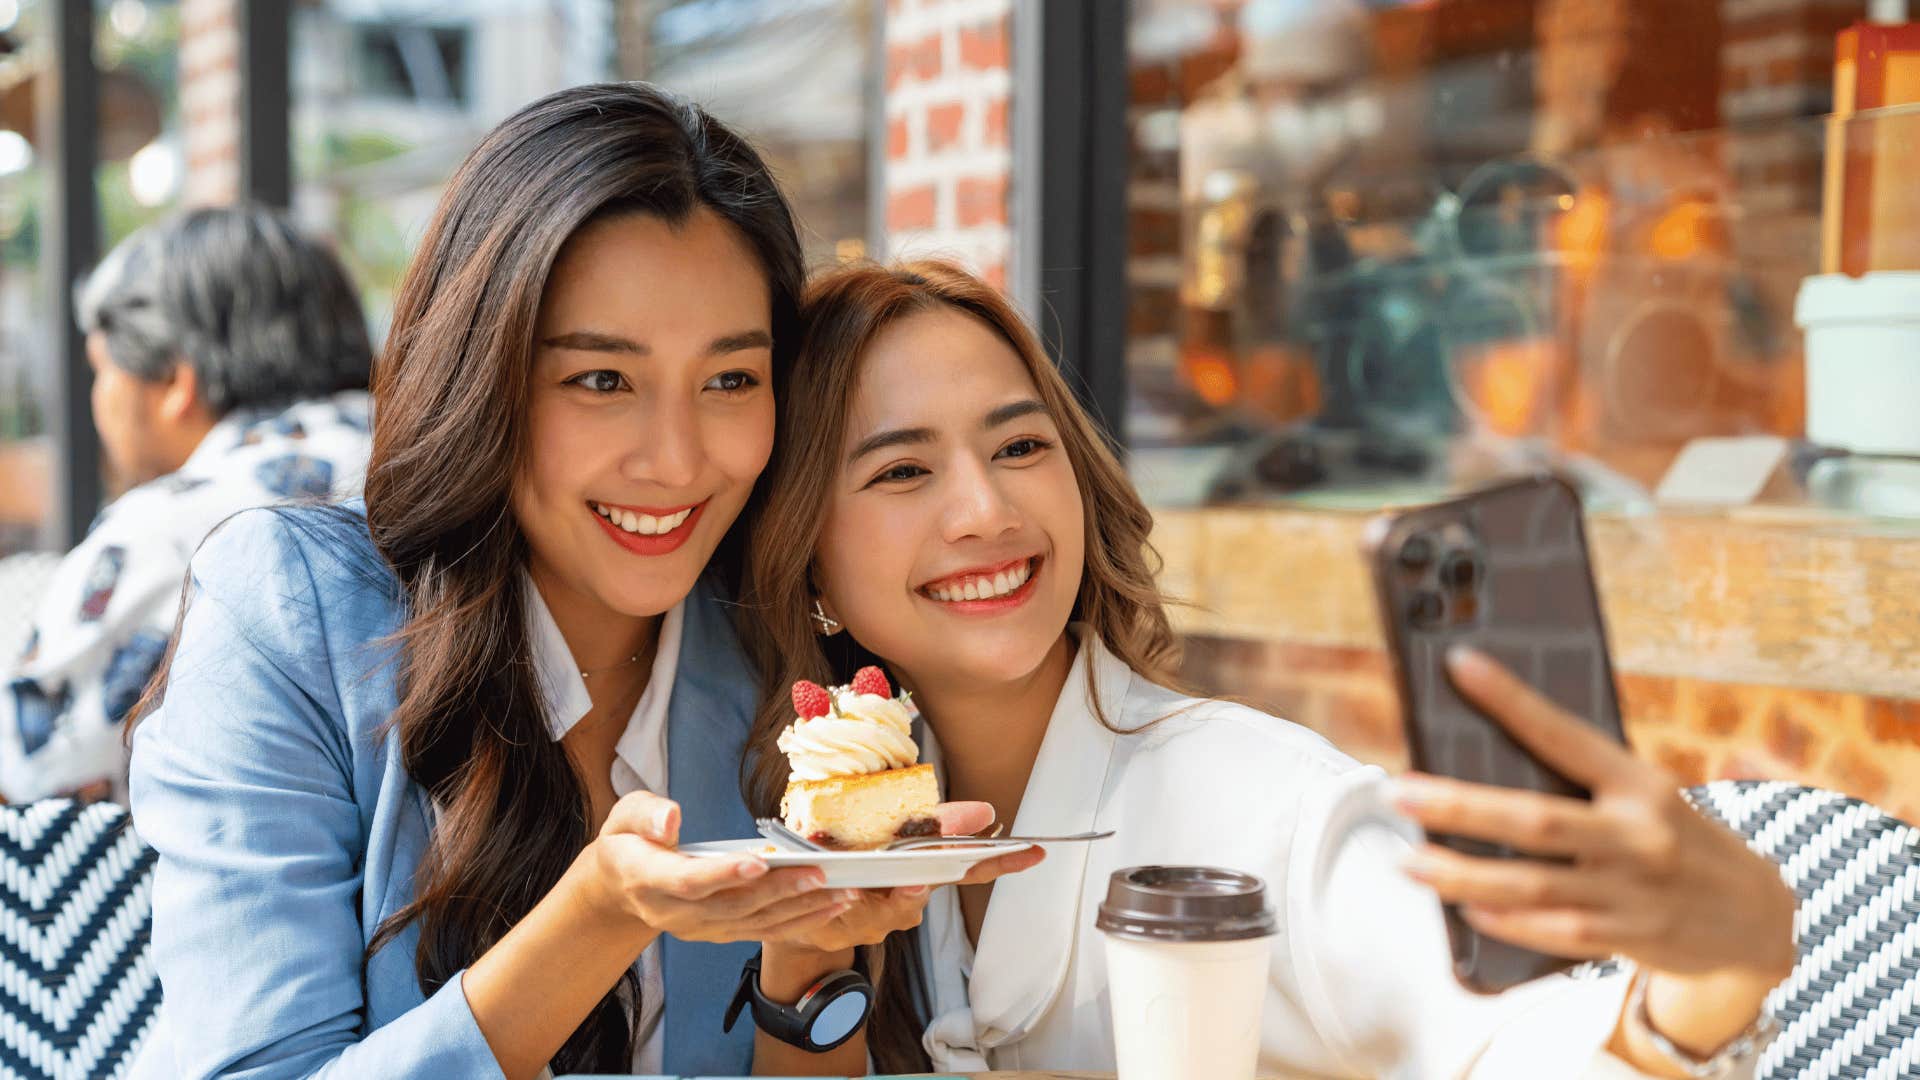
[916,631,1728,1079]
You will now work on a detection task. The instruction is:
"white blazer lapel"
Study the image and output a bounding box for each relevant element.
[962,634,1130,1054]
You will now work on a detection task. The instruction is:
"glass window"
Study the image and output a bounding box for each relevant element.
[0,0,181,555]
[1,0,54,555]
[294,0,874,338]
[1124,0,1905,514]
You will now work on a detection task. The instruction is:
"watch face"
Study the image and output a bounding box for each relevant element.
[808,988,871,1048]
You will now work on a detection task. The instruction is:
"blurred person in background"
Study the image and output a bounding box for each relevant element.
[0,205,374,803]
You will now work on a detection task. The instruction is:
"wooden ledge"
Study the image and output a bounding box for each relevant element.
[1151,505,1920,700]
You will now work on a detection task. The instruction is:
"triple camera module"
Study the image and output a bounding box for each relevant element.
[1397,525,1484,631]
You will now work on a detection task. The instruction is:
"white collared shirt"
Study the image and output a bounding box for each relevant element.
[525,581,683,1075]
[915,632,1743,1080]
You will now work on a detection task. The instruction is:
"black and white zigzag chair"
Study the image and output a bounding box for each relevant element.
[0,799,159,1080]
[1684,780,1920,1080]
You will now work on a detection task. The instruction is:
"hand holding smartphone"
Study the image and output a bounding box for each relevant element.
[1364,473,1628,993]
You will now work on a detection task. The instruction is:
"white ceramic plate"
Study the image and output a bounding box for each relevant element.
[680,838,1033,889]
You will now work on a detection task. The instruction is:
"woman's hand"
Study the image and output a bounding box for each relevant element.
[1391,648,1797,1066]
[585,790,852,945]
[764,801,1047,955]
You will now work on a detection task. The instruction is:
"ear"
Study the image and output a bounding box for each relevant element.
[157,360,201,424]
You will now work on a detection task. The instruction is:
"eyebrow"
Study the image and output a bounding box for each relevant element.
[846,398,1052,465]
[538,328,774,356]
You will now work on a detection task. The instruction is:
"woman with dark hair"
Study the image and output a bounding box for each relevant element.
[126,84,1021,1080]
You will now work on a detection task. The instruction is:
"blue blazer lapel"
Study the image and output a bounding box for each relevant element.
[661,576,762,1075]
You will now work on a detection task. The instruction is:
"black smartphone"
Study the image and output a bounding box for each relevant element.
[1363,473,1628,994]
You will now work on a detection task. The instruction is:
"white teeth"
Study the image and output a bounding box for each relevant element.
[594,503,694,536]
[926,560,1035,603]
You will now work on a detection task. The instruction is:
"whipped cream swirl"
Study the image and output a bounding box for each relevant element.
[778,689,918,782]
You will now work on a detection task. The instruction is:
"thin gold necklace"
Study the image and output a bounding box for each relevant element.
[579,653,643,680]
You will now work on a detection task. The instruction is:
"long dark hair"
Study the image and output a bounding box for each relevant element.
[739,261,1183,1072]
[360,83,803,1072]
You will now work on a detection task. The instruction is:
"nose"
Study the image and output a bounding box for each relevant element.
[940,455,1022,544]
[619,389,703,491]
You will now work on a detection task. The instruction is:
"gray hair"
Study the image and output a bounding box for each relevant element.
[74,204,373,415]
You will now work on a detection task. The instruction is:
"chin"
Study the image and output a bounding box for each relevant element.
[937,635,1066,687]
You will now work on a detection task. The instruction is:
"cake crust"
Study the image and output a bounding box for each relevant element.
[781,763,940,850]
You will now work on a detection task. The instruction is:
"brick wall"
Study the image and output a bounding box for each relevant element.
[1181,635,1920,826]
[179,0,240,206]
[880,0,1014,286]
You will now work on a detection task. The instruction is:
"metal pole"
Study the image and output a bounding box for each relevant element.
[41,0,101,548]
[1032,0,1130,448]
[238,0,291,207]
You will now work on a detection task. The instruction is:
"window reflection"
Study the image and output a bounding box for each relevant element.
[1127,0,1860,511]
[294,0,873,337]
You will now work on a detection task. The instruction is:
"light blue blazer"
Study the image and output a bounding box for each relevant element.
[127,503,761,1078]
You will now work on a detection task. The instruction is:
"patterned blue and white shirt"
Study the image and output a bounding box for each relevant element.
[0,390,372,802]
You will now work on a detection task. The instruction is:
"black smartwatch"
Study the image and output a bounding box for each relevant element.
[723,949,874,1053]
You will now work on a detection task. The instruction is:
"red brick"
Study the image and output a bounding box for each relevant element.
[1132,63,1173,104]
[1825,742,1891,805]
[958,19,1008,72]
[1653,741,1709,785]
[887,117,910,159]
[955,175,1007,227]
[1617,674,1675,727]
[979,263,1006,290]
[927,102,966,152]
[1765,707,1814,769]
[982,98,1009,147]
[1176,45,1238,101]
[1129,285,1179,338]
[887,33,942,90]
[1868,699,1920,749]
[1763,56,1822,88]
[1130,206,1180,258]
[887,184,938,232]
[1310,686,1407,771]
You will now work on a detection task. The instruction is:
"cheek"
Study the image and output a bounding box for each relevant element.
[1040,468,1088,583]
[517,400,579,504]
[815,495,913,625]
[709,400,776,487]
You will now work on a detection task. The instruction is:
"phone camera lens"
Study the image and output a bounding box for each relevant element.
[1438,550,1482,590]
[1398,534,1435,571]
[1408,590,1445,627]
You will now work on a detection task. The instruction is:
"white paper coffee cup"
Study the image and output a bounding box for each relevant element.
[1097,866,1276,1080]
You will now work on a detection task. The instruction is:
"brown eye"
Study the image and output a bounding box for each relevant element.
[704,370,760,393]
[567,370,626,394]
[995,437,1050,460]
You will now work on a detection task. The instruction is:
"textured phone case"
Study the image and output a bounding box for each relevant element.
[1366,474,1627,993]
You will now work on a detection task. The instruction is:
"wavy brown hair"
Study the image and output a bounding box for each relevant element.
[357,83,800,1071]
[738,260,1182,1071]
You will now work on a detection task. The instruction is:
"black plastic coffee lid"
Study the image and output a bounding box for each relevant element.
[1095,865,1276,943]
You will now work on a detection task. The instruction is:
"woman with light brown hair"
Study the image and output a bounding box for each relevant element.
[740,259,1796,1077]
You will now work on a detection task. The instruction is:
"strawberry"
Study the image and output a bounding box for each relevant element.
[851,665,891,698]
[791,680,832,720]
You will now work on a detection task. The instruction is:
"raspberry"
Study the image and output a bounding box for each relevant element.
[851,666,891,698]
[791,680,832,720]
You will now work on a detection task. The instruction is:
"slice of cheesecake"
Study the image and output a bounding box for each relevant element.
[777,667,941,851]
[781,762,941,850]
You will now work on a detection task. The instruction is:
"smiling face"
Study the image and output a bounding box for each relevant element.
[512,208,776,626]
[812,305,1085,694]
